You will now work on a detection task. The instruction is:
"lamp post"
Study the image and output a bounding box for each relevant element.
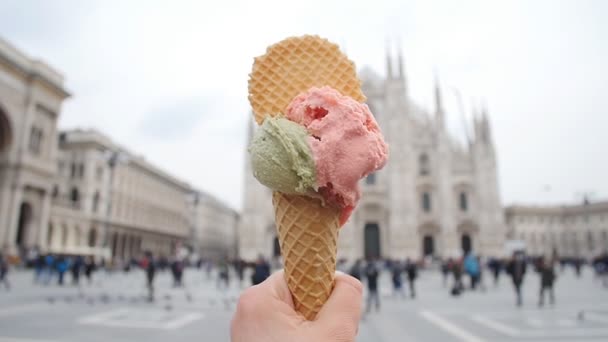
[101,150,128,258]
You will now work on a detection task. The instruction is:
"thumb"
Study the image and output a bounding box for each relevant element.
[314,272,363,338]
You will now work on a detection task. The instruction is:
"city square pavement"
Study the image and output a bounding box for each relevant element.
[0,266,607,342]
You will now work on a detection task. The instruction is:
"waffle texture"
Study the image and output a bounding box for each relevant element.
[248,35,366,125]
[272,191,340,320]
[249,35,363,320]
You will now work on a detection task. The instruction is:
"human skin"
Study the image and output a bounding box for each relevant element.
[230,271,363,342]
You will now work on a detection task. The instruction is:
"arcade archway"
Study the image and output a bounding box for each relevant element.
[0,105,11,153]
[461,234,472,255]
[15,202,33,247]
[364,223,381,259]
[423,235,435,257]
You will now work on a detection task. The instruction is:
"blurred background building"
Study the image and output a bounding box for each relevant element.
[239,47,506,261]
[0,37,238,261]
[0,37,69,256]
[1,34,606,264]
[506,200,608,259]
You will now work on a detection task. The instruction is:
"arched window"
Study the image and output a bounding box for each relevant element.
[419,154,430,176]
[0,106,12,153]
[422,235,434,256]
[587,231,594,250]
[422,192,431,212]
[459,192,468,212]
[47,223,54,246]
[88,227,97,247]
[70,163,77,178]
[70,187,80,206]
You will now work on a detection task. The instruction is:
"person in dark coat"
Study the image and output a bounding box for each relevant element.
[405,258,418,298]
[506,251,527,306]
[364,259,380,313]
[71,256,84,285]
[251,255,270,286]
[452,258,464,294]
[56,256,69,286]
[141,252,156,301]
[234,258,245,288]
[537,257,556,307]
[171,258,184,287]
[84,257,96,285]
[488,257,502,286]
[217,257,230,290]
[441,258,450,287]
[391,260,405,299]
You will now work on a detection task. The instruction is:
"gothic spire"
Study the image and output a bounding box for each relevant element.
[397,41,405,80]
[385,39,393,79]
[434,73,444,129]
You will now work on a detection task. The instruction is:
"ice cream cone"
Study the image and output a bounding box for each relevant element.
[272,191,340,320]
[248,35,365,125]
[248,35,365,320]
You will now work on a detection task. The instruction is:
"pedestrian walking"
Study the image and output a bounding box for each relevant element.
[171,258,184,287]
[56,256,69,286]
[364,259,380,313]
[84,256,96,285]
[441,258,450,287]
[464,253,480,290]
[34,254,44,284]
[574,258,582,278]
[488,257,501,286]
[234,258,245,288]
[537,257,556,307]
[0,251,10,291]
[217,257,230,290]
[405,258,417,298]
[141,251,156,301]
[450,257,464,296]
[43,254,55,285]
[391,260,405,299]
[251,255,270,286]
[506,251,527,306]
[71,256,83,286]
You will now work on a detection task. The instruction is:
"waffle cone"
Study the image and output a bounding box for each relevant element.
[272,191,340,320]
[248,35,366,125]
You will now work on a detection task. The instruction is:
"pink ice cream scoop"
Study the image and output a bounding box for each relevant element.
[286,86,389,225]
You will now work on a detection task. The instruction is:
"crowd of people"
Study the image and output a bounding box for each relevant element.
[341,250,608,314]
[1,246,607,311]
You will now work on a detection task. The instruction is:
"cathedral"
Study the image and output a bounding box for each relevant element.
[238,49,506,261]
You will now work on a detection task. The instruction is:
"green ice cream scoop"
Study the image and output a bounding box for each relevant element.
[249,116,317,195]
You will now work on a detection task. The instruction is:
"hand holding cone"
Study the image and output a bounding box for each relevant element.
[248,35,388,320]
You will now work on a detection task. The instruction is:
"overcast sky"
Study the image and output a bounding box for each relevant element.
[1,0,606,210]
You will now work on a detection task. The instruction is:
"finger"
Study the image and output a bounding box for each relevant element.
[259,269,294,307]
[316,272,363,329]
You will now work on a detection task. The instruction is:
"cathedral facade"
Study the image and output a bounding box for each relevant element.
[239,51,506,261]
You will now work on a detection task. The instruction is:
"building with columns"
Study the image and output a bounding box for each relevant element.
[0,37,237,261]
[194,191,239,259]
[239,48,506,261]
[505,201,608,259]
[0,37,70,254]
[49,129,197,260]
